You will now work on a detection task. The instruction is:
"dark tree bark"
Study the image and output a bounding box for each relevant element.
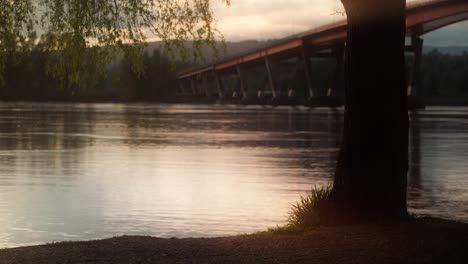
[333,0,409,221]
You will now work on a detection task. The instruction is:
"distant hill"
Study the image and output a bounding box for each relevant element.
[424,46,468,55]
[141,40,468,71]
[143,39,279,68]
[147,40,277,59]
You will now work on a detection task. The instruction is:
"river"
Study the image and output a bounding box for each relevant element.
[0,103,466,248]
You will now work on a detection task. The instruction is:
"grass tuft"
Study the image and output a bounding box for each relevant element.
[269,185,335,233]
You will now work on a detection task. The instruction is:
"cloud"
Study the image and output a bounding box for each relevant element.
[211,0,468,46]
[212,0,344,40]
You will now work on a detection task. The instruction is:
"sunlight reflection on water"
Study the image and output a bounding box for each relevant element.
[0,103,466,248]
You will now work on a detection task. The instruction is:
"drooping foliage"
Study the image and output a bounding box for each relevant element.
[0,0,35,85]
[0,0,230,88]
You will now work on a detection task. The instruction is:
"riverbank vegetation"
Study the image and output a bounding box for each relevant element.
[1,46,467,103]
[271,185,335,233]
[0,42,180,102]
[0,0,230,101]
[421,49,468,105]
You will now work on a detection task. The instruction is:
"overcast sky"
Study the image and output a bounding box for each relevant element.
[211,0,468,46]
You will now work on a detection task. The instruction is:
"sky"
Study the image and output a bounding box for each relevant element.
[211,0,468,46]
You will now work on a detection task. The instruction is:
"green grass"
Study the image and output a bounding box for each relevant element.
[269,185,334,233]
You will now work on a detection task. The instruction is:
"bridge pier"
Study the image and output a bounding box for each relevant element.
[407,36,425,109]
[222,71,241,100]
[231,77,240,99]
[257,76,269,101]
[328,44,345,97]
[288,62,300,98]
[276,60,301,104]
[214,71,225,99]
[264,56,277,99]
[236,65,248,100]
[408,36,423,96]
[300,44,315,99]
[178,80,185,95]
[202,74,211,97]
[195,75,208,96]
[190,78,197,95]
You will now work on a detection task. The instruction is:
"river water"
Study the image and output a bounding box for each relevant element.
[0,103,466,248]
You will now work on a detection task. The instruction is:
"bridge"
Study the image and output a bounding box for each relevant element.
[177,0,468,106]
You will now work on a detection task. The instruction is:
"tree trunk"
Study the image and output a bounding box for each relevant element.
[333,0,408,221]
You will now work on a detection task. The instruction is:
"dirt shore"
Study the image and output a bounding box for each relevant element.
[1,218,467,264]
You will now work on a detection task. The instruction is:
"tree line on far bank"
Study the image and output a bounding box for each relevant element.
[1,45,468,104]
[0,42,181,102]
[420,49,468,105]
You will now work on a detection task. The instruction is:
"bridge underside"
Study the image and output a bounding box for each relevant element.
[177,0,468,107]
[410,12,468,35]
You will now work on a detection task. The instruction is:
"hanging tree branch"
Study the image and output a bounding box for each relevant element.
[0,0,230,89]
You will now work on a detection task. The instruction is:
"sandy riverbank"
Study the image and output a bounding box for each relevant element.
[1,218,467,264]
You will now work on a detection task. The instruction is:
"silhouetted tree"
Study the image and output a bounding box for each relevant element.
[333,0,408,220]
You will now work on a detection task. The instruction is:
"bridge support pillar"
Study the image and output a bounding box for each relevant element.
[214,71,224,99]
[190,77,197,95]
[288,67,297,99]
[264,56,277,99]
[328,44,345,97]
[178,80,185,95]
[202,74,211,97]
[408,36,423,97]
[300,45,314,99]
[257,76,268,100]
[236,65,248,99]
[231,75,239,99]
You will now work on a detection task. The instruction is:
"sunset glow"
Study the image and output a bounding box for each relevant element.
[212,0,468,45]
